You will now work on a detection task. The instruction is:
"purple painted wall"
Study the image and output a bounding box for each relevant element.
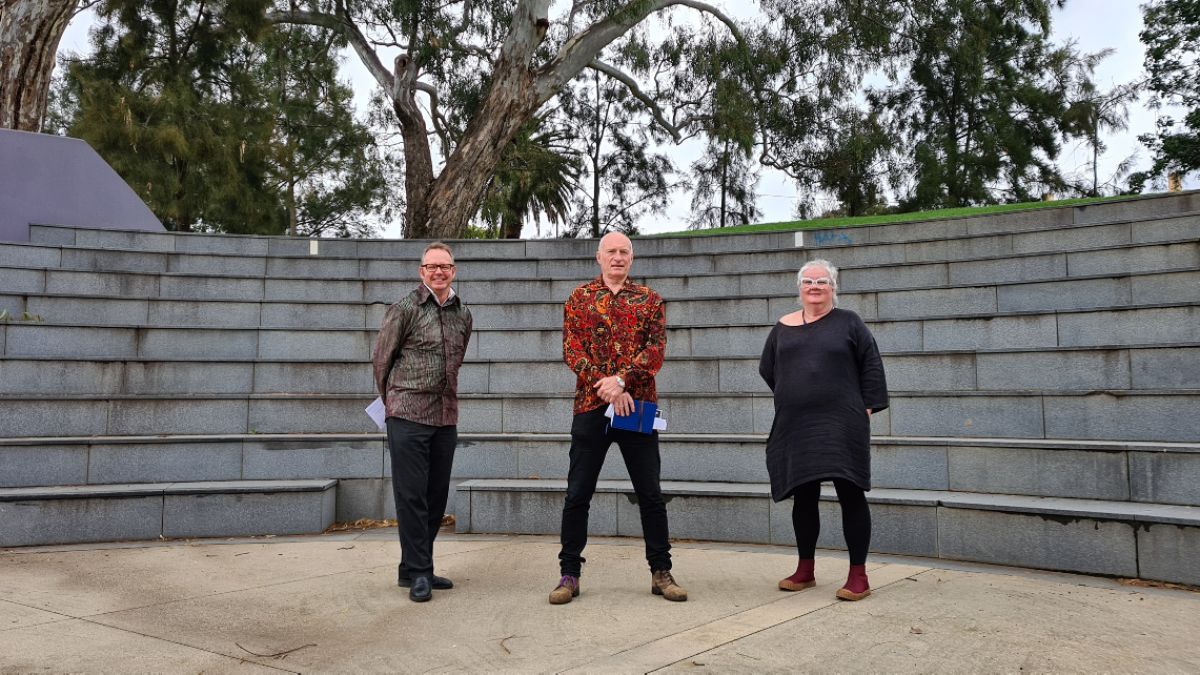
[0,129,163,242]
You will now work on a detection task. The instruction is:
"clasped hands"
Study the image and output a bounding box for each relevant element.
[594,375,634,416]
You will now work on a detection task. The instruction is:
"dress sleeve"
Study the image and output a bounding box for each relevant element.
[852,316,889,412]
[759,324,778,392]
[372,302,412,398]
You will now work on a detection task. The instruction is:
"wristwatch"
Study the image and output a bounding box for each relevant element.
[615,375,626,389]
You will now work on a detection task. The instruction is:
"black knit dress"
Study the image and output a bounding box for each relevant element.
[758,308,889,500]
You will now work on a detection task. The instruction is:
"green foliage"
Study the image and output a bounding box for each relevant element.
[688,136,761,230]
[1060,64,1141,197]
[1130,0,1200,190]
[252,25,396,237]
[57,0,276,232]
[478,116,581,238]
[0,310,45,323]
[812,107,892,216]
[54,0,392,235]
[749,1,906,216]
[879,0,1077,209]
[558,70,672,238]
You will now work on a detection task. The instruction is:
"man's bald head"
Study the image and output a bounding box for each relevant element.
[596,232,634,287]
[597,231,632,254]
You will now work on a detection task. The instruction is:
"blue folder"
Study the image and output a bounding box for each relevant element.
[610,400,658,434]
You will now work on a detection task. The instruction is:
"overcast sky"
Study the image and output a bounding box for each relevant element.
[59,1,1192,238]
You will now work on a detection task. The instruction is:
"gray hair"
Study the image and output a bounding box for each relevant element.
[797,259,838,306]
[422,241,455,263]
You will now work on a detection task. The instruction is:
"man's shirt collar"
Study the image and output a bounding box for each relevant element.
[419,284,457,307]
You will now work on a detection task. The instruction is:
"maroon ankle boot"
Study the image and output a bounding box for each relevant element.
[836,563,870,601]
[778,558,816,591]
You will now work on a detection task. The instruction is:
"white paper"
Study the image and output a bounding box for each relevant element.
[365,397,387,431]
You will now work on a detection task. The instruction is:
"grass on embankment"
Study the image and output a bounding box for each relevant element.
[658,193,1144,237]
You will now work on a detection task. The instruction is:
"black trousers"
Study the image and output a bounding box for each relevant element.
[386,417,456,577]
[792,478,872,565]
[558,407,672,577]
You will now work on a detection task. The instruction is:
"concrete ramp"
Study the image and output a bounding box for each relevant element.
[0,129,162,243]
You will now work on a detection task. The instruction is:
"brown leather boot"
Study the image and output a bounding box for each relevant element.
[779,558,816,592]
[651,570,688,601]
[549,575,579,605]
[835,564,871,601]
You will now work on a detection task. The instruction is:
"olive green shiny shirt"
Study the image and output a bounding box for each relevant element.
[372,285,473,426]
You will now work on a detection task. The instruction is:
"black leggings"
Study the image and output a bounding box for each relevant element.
[791,479,871,565]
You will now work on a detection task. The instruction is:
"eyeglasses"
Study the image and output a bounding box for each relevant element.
[800,277,833,287]
[420,264,455,272]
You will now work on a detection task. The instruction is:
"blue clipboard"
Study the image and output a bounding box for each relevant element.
[609,400,658,434]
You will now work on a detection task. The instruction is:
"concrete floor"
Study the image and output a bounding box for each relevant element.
[2,531,1198,673]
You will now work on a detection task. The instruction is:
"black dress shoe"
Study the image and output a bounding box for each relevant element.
[409,575,432,602]
[398,568,454,590]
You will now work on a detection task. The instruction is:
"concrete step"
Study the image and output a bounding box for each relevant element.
[3,432,1196,514]
[4,225,1197,282]
[2,344,1197,396]
[453,478,1200,585]
[22,213,1196,270]
[25,191,1200,255]
[0,479,336,547]
[4,303,1196,360]
[4,237,1198,305]
[3,264,1197,326]
[3,389,1199,442]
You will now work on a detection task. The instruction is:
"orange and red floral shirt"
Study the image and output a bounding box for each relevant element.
[563,277,666,414]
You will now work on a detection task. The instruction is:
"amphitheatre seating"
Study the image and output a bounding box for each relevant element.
[1,192,1198,586]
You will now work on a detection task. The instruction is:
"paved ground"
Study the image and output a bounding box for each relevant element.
[2,530,1199,673]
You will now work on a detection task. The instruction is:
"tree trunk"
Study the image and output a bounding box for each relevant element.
[501,212,521,239]
[421,56,542,240]
[391,54,436,239]
[0,0,77,131]
[719,139,728,228]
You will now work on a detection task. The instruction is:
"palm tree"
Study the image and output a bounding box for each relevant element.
[479,116,581,239]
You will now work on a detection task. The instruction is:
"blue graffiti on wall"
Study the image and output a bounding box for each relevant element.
[812,231,853,246]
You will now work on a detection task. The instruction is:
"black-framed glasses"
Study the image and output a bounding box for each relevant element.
[420,264,456,272]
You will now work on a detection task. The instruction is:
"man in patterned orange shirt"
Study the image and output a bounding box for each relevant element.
[549,232,687,605]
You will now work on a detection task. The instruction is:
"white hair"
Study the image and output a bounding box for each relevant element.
[797,259,839,306]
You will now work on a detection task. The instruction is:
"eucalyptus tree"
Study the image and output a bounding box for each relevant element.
[0,0,80,130]
[685,27,759,229]
[267,0,752,239]
[1131,0,1200,190]
[688,135,760,229]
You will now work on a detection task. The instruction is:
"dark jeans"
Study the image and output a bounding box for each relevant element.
[792,478,872,565]
[386,417,456,577]
[558,407,671,577]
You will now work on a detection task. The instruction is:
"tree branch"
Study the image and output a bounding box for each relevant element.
[536,0,743,106]
[413,80,451,151]
[265,8,395,94]
[588,59,684,142]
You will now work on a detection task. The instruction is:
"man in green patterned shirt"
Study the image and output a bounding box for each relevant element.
[372,242,473,602]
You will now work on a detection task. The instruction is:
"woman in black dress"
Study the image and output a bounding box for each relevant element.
[758,259,888,600]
